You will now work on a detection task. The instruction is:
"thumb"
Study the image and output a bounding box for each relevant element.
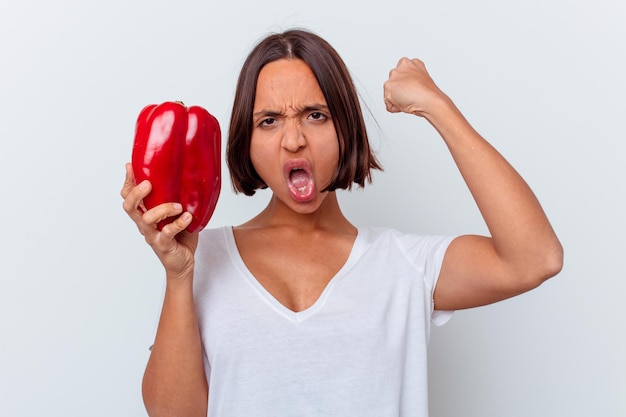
[383,86,401,113]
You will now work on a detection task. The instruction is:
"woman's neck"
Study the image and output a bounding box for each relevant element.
[237,192,356,235]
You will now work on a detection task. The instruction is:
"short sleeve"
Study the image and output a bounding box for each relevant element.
[424,235,458,327]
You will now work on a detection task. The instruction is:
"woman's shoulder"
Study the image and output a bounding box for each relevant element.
[197,225,235,253]
[360,226,457,256]
[199,225,231,237]
[361,225,451,241]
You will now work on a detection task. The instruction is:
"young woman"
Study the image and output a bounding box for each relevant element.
[121,29,563,417]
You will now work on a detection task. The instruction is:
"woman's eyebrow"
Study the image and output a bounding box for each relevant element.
[298,103,329,113]
[253,109,282,119]
[253,103,329,119]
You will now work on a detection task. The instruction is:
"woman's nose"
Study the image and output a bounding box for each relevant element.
[281,119,306,152]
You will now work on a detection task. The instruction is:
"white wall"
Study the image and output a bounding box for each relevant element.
[1,0,624,415]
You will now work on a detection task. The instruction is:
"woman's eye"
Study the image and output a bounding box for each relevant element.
[308,112,326,121]
[259,118,276,127]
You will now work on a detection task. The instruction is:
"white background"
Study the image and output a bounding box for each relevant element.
[1,0,624,415]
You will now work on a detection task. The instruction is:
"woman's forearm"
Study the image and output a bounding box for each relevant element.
[143,276,208,417]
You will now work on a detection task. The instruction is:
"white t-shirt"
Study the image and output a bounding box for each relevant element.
[193,226,455,417]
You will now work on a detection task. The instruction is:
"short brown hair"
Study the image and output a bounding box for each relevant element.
[227,29,382,196]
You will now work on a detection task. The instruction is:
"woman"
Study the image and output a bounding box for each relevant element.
[122,29,563,417]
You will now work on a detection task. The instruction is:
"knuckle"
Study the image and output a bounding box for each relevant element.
[122,198,134,213]
[163,219,184,236]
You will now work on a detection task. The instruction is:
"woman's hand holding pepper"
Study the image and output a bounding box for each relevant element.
[121,162,198,282]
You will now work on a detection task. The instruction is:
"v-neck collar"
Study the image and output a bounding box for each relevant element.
[223,226,368,323]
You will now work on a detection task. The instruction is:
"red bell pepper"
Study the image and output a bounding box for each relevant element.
[131,101,221,232]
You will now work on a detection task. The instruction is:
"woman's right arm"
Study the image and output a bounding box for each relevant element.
[121,163,208,417]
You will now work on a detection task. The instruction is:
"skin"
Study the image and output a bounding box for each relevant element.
[121,176,206,417]
[382,57,563,309]
[121,57,563,417]
[235,59,357,312]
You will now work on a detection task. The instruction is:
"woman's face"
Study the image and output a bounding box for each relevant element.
[250,58,339,214]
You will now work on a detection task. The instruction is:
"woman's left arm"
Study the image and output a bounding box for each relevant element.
[384,58,563,311]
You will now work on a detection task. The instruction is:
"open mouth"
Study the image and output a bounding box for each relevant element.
[290,168,310,193]
[284,159,315,201]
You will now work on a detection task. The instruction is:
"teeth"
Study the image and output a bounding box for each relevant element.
[297,186,307,192]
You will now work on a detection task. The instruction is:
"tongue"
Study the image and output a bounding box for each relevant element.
[290,169,309,190]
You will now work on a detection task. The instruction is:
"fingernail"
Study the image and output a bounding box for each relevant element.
[181,212,192,221]
[139,181,149,191]
[173,203,182,210]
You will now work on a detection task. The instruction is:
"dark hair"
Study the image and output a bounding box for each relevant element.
[227,29,382,196]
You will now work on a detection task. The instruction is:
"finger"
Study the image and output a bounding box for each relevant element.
[120,163,136,199]
[145,213,193,256]
[122,180,152,218]
[139,203,184,243]
[396,56,410,68]
[385,101,400,113]
[385,102,396,113]
[142,202,184,227]
[383,84,400,113]
[159,212,193,240]
[405,57,423,67]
